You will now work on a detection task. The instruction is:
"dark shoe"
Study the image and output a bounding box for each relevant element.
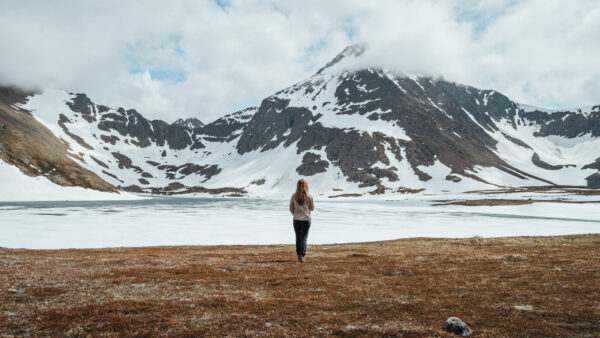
[298,255,302,262]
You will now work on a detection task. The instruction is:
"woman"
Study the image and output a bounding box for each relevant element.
[289,179,314,262]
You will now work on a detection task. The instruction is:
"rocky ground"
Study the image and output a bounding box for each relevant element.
[1,235,599,336]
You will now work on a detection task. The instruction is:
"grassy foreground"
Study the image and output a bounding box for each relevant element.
[1,235,599,336]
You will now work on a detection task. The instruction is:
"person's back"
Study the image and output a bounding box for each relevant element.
[289,179,314,262]
[289,192,314,221]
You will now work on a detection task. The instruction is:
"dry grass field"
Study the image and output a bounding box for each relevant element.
[1,234,599,336]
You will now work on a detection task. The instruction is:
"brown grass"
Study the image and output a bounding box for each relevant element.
[1,235,599,336]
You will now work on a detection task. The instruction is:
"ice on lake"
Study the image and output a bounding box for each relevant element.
[1,197,599,249]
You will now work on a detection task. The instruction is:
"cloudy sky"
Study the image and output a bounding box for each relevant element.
[1,0,599,122]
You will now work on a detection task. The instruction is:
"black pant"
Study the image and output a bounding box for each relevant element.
[293,220,311,256]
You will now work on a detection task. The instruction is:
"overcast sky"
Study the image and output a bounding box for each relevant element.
[1,0,599,122]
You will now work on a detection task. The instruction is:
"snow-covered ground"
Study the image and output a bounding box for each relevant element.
[0,197,597,249]
[0,159,141,202]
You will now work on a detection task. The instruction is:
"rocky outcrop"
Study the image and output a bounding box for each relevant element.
[172,117,204,130]
[236,98,314,154]
[111,152,144,173]
[582,158,600,170]
[524,107,600,138]
[198,107,255,143]
[58,114,94,150]
[531,153,575,170]
[67,93,97,122]
[296,152,329,175]
[586,172,600,187]
[64,94,197,150]
[445,317,472,336]
[157,163,221,182]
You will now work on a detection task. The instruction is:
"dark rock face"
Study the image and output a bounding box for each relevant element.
[586,172,600,187]
[111,152,143,173]
[98,112,129,136]
[236,98,314,154]
[157,163,221,182]
[582,158,600,170]
[67,93,96,119]
[172,118,204,130]
[296,152,329,175]
[121,184,143,193]
[295,123,392,187]
[445,317,472,336]
[583,158,600,187]
[525,111,600,138]
[100,135,119,145]
[102,170,123,183]
[502,133,532,149]
[138,183,246,196]
[141,172,153,178]
[90,156,109,169]
[523,108,600,138]
[98,109,194,150]
[531,153,575,170]
[250,178,265,185]
[198,108,255,143]
[58,114,94,150]
[62,92,197,150]
[73,97,252,153]
[146,160,160,166]
[446,174,462,182]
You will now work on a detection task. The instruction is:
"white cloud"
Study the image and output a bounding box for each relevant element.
[0,0,598,122]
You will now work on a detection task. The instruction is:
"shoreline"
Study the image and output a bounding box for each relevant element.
[1,232,599,252]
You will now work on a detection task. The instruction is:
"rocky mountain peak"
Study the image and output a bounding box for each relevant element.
[172,118,204,130]
[316,44,366,75]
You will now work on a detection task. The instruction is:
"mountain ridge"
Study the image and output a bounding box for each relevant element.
[1,46,599,199]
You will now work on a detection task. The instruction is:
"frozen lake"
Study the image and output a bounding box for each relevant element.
[1,197,599,249]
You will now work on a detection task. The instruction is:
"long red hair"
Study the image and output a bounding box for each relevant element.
[294,179,309,204]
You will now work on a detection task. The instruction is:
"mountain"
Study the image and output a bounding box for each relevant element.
[172,118,204,130]
[1,46,599,199]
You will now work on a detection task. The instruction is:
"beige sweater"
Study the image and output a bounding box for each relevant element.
[289,194,314,221]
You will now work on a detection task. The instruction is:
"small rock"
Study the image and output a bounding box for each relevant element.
[514,305,533,312]
[446,317,472,336]
[4,311,15,317]
[7,288,23,293]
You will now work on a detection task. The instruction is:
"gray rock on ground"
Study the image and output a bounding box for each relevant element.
[514,305,533,312]
[446,317,472,336]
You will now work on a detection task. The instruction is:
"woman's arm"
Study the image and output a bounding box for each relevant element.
[289,194,295,215]
[309,195,314,211]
